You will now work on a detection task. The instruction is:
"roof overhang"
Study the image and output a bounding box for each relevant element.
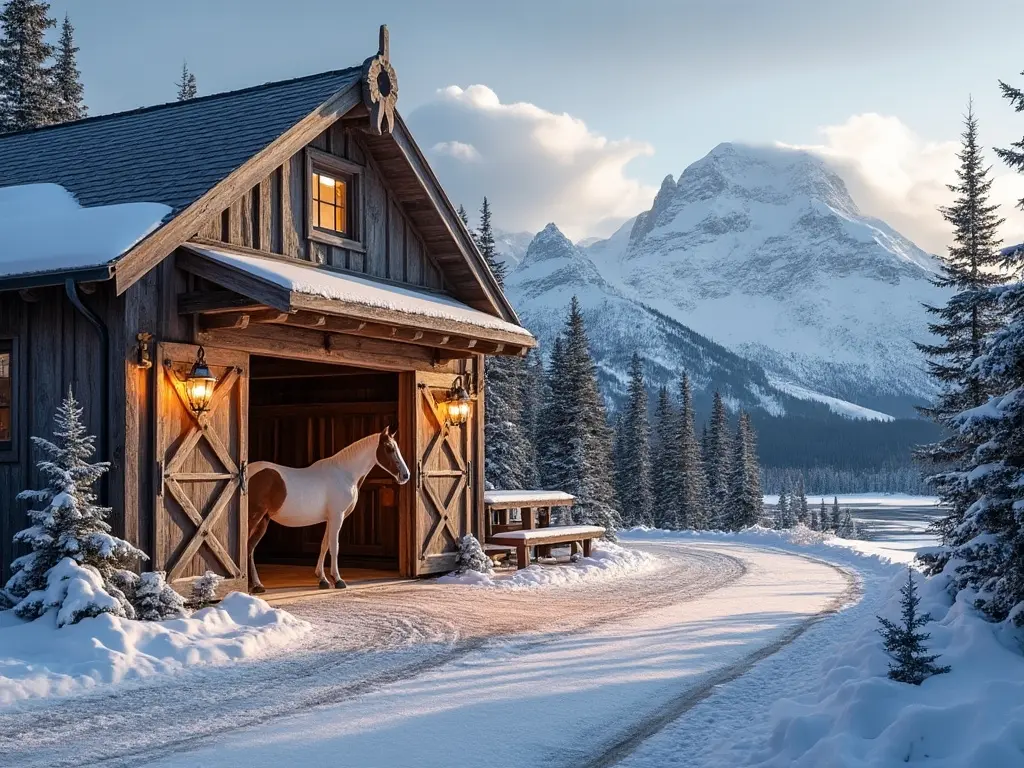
[178,243,535,356]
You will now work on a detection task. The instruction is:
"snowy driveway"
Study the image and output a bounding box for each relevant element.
[1,541,853,767]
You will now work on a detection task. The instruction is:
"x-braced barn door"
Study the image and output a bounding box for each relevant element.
[155,343,249,595]
[413,370,475,575]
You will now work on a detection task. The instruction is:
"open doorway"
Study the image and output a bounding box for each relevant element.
[248,356,402,591]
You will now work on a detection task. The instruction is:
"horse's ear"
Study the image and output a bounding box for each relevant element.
[383,425,391,437]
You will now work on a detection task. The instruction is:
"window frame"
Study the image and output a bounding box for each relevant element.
[0,337,20,463]
[305,147,365,252]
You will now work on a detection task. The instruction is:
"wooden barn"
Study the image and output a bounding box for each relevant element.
[0,28,536,596]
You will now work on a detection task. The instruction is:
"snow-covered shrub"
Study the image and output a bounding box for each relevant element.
[877,567,950,684]
[3,388,146,623]
[40,559,128,628]
[455,534,492,574]
[189,570,222,609]
[134,571,187,621]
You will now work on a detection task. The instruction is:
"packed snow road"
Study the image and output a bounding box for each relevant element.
[0,542,853,767]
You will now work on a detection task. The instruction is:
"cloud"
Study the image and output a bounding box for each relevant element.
[407,85,656,240]
[783,113,1024,254]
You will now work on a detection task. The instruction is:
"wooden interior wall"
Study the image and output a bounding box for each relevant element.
[195,122,446,292]
[249,370,401,569]
[0,285,121,582]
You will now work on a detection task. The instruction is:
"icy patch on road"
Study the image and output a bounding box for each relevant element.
[618,529,1024,768]
[437,541,659,588]
[0,592,311,706]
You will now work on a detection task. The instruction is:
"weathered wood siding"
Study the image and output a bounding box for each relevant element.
[0,284,126,582]
[199,124,445,293]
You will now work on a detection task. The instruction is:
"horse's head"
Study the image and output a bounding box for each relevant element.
[376,426,410,485]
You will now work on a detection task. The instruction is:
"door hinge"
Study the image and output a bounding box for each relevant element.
[417,459,423,490]
[239,461,248,493]
[467,460,473,489]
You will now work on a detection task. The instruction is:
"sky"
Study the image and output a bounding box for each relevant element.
[46,0,1024,249]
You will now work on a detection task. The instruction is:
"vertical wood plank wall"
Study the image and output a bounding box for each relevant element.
[197,124,445,293]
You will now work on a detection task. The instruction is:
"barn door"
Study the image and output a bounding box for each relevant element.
[413,370,475,575]
[154,343,249,594]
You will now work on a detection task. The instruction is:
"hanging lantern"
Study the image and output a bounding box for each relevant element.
[443,376,471,426]
[184,346,217,414]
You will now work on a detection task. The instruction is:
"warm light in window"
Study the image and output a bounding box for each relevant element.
[312,170,349,236]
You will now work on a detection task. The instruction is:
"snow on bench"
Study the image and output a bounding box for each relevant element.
[483,490,576,509]
[489,525,605,542]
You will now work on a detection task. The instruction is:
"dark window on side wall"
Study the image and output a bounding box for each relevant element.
[0,340,13,449]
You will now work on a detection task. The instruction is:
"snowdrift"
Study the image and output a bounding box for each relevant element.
[0,592,310,705]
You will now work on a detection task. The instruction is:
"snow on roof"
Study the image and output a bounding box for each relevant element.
[0,183,171,279]
[189,244,535,341]
[484,490,576,506]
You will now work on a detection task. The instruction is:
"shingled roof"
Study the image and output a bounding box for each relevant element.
[0,67,361,213]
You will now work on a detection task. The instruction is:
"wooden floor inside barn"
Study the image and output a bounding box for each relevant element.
[255,563,406,602]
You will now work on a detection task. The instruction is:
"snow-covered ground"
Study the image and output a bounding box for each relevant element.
[438,541,658,588]
[0,593,310,705]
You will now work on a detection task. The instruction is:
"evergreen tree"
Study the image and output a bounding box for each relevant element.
[484,351,533,491]
[916,103,1006,559]
[518,350,543,489]
[0,0,57,131]
[618,353,653,527]
[651,386,676,528]
[877,568,950,684]
[706,392,733,527]
[832,496,841,530]
[189,570,222,609]
[676,374,709,529]
[816,498,828,532]
[52,14,84,122]
[455,534,493,575]
[537,335,566,495]
[134,571,187,621]
[793,476,809,526]
[457,204,470,227]
[542,298,621,535]
[176,60,197,101]
[3,388,146,620]
[728,411,762,530]
[836,507,859,539]
[477,197,506,287]
[775,489,791,529]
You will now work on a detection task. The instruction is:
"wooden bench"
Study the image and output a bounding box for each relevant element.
[484,490,577,559]
[488,525,606,570]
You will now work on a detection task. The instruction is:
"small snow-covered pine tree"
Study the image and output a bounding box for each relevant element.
[832,496,841,530]
[775,489,790,529]
[816,498,828,531]
[793,477,809,526]
[176,60,197,100]
[455,534,493,574]
[189,570,222,609]
[0,0,58,131]
[618,353,653,527]
[836,508,858,539]
[134,571,187,621]
[477,197,506,286]
[651,386,676,529]
[706,392,733,528]
[485,352,533,491]
[3,388,146,622]
[728,411,762,530]
[52,14,84,122]
[676,373,709,530]
[518,350,543,489]
[877,567,950,684]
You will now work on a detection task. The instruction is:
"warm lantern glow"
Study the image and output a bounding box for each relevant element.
[184,346,217,414]
[444,376,471,426]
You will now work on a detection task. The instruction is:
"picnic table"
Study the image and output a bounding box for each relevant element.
[483,490,604,568]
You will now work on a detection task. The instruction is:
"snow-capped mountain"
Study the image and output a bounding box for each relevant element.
[506,223,844,419]
[579,142,946,415]
[492,228,535,271]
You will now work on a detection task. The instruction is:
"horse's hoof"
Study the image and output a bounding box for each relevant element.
[318,579,330,589]
[251,584,266,594]
[334,579,347,589]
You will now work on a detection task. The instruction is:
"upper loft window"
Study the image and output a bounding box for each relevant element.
[306,148,362,250]
[312,170,350,235]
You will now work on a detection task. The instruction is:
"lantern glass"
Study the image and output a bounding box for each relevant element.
[444,378,471,426]
[184,347,217,414]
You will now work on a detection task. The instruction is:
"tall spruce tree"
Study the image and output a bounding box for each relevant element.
[0,0,57,131]
[52,14,84,122]
[916,103,1005,558]
[706,391,734,528]
[775,489,791,529]
[793,476,809,526]
[477,197,506,286]
[537,335,567,495]
[817,498,828,532]
[543,298,620,535]
[832,496,841,531]
[176,61,197,101]
[651,386,676,528]
[484,352,533,491]
[728,411,762,530]
[676,374,709,529]
[618,353,653,527]
[518,350,543,489]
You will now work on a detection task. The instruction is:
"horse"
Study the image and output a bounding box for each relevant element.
[246,426,410,593]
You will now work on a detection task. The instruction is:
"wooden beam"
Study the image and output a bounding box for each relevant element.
[114,82,364,294]
[178,290,267,315]
[200,313,251,331]
[176,249,293,312]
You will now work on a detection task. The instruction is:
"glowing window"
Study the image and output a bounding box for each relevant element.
[311,170,349,236]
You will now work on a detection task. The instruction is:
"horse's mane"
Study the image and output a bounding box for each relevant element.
[326,432,380,464]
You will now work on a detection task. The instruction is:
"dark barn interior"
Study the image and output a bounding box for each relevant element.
[248,356,402,588]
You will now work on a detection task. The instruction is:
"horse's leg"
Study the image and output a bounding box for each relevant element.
[329,506,352,589]
[315,528,331,589]
[247,513,271,594]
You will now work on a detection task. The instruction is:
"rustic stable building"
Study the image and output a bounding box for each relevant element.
[0,29,536,594]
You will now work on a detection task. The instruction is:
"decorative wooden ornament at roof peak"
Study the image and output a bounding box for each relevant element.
[362,24,399,136]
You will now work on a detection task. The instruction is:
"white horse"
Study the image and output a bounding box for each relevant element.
[246,427,410,592]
